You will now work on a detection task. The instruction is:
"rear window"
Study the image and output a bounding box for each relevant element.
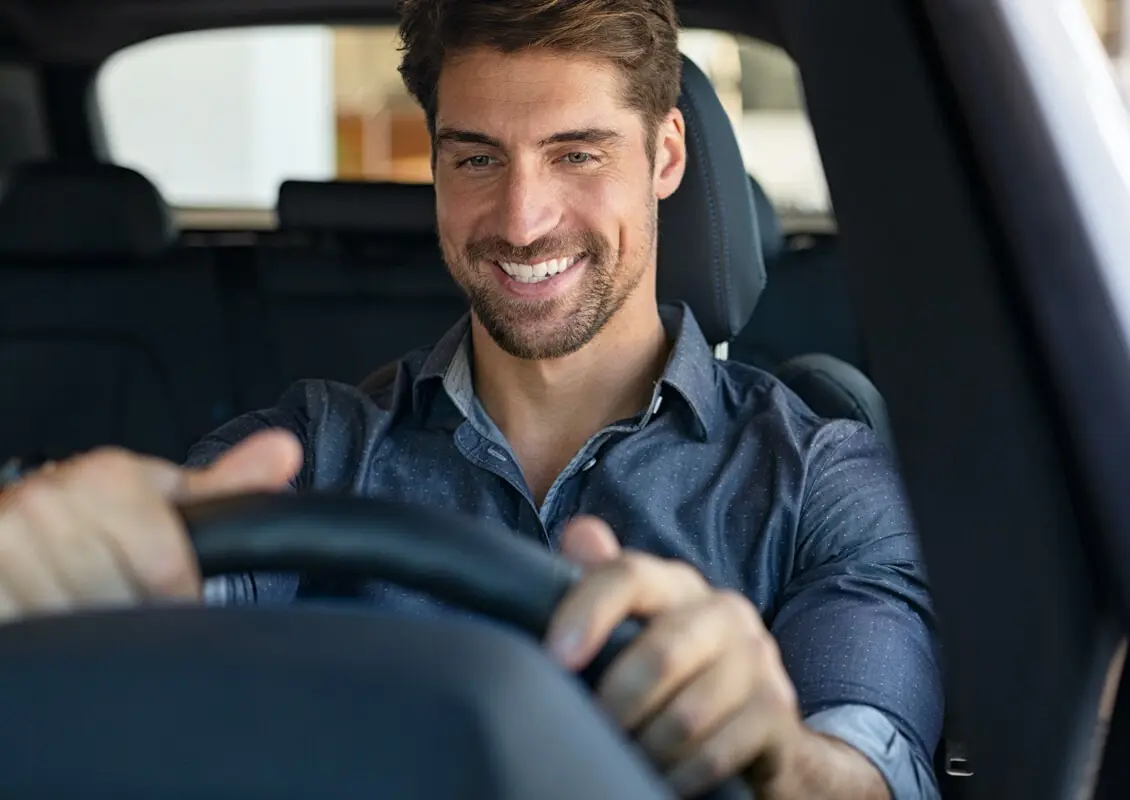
[96,25,831,217]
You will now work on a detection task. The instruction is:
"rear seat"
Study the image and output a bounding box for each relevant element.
[0,161,235,461]
[255,179,468,386]
[731,176,866,372]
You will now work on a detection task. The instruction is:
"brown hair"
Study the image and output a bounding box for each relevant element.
[396,0,682,159]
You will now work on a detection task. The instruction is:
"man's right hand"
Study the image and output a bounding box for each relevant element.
[0,430,302,622]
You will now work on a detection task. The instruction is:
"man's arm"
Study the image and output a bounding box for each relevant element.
[768,422,944,800]
[185,381,316,606]
[183,381,313,476]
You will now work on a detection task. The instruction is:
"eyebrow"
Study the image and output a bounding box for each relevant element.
[435,127,624,150]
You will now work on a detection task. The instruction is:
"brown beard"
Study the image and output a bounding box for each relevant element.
[442,200,657,361]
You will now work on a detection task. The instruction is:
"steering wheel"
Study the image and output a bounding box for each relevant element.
[0,493,750,800]
[186,494,752,800]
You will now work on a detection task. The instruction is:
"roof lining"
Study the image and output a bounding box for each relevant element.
[0,0,781,65]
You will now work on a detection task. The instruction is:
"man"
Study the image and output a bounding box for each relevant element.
[0,0,942,797]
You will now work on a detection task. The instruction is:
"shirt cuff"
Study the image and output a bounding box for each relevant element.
[804,704,940,800]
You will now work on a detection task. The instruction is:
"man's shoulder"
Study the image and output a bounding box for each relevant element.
[712,358,871,452]
[356,345,436,409]
[184,345,437,471]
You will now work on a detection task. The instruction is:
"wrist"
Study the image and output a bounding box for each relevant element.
[750,724,891,800]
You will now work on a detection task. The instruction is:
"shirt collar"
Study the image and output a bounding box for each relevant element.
[413,313,473,417]
[655,302,717,440]
[412,302,718,440]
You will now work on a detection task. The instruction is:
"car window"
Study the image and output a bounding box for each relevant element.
[96,25,830,220]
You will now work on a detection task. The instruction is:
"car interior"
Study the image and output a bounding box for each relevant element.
[0,0,1128,798]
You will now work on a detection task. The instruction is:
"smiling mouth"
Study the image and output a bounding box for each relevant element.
[495,255,583,284]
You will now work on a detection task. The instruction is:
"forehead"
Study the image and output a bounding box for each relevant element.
[435,48,640,140]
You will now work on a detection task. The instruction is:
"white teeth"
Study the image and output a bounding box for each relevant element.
[498,255,580,283]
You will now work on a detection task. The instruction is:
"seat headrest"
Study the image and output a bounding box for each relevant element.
[749,174,785,262]
[656,55,766,346]
[0,161,175,259]
[277,180,436,235]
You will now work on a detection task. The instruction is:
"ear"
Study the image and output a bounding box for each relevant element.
[653,108,687,201]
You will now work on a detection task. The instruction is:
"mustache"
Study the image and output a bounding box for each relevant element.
[464,231,610,265]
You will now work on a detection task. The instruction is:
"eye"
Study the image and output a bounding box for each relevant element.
[459,154,496,169]
[562,152,595,165]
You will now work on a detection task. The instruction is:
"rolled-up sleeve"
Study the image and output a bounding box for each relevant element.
[805,705,940,800]
[771,424,944,800]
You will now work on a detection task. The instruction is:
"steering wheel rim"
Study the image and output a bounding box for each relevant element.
[181,492,751,800]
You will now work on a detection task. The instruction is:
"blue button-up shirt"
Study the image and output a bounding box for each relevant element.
[188,304,943,799]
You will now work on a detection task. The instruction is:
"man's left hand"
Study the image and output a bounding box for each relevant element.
[545,516,807,797]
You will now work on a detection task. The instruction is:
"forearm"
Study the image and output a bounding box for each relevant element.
[753,726,890,800]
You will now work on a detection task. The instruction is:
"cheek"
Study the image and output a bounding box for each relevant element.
[437,181,497,243]
[562,175,632,232]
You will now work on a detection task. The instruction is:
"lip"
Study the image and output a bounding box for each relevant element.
[489,255,588,299]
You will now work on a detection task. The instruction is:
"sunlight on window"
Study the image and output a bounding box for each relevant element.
[99,25,832,217]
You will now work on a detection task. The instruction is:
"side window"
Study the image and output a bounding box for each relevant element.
[677,31,830,219]
[96,26,831,222]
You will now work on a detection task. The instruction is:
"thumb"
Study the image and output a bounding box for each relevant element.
[178,429,303,500]
[559,516,622,568]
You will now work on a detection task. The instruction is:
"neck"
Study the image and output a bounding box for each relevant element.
[473,297,670,457]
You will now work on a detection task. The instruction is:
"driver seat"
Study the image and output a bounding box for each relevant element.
[659,56,894,453]
[669,56,962,794]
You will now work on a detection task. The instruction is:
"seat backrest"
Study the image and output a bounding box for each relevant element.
[731,177,865,372]
[0,161,233,461]
[774,353,895,451]
[261,180,467,386]
[724,175,891,447]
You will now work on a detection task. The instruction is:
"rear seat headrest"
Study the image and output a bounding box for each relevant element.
[277,180,437,235]
[0,161,175,259]
[749,174,785,262]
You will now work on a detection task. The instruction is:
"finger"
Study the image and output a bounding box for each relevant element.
[55,451,203,600]
[546,554,709,670]
[0,499,74,615]
[126,430,302,501]
[666,700,770,798]
[559,516,622,568]
[599,591,756,732]
[636,643,759,766]
[11,471,141,608]
[179,430,303,499]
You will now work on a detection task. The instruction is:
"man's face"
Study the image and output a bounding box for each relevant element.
[432,48,684,360]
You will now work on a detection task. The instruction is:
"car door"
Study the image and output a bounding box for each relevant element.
[762,0,1130,798]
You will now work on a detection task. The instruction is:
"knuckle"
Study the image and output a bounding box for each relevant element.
[670,559,707,589]
[70,447,138,487]
[665,698,704,743]
[771,669,799,714]
[143,553,195,597]
[9,476,61,521]
[641,634,685,679]
[618,552,653,582]
[126,514,194,596]
[716,589,759,628]
[698,743,732,783]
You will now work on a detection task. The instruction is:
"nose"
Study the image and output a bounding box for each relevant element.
[497,160,561,247]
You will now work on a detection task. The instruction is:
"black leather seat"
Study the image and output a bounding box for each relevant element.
[732,177,865,372]
[726,174,893,448]
[653,56,763,345]
[261,179,469,387]
[0,161,234,461]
